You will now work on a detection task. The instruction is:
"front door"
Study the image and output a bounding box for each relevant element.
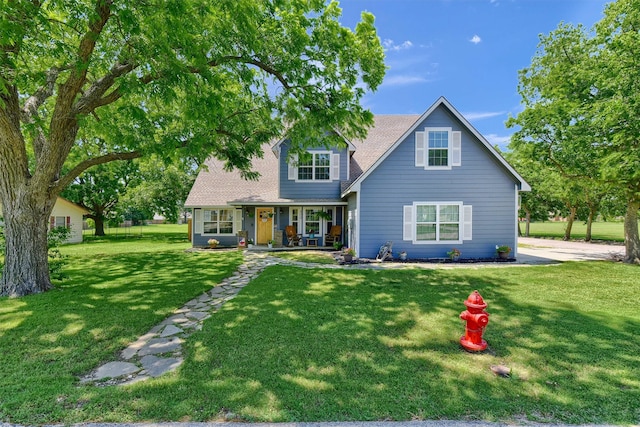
[256,208,273,244]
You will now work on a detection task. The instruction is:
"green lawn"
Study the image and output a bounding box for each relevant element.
[1,225,638,425]
[521,220,634,242]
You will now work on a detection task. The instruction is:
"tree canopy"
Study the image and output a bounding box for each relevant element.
[507,0,640,262]
[0,0,386,296]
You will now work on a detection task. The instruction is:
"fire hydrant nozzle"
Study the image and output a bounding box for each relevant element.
[460,290,490,352]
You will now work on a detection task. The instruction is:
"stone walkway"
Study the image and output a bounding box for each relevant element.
[80,252,276,385]
[80,251,343,386]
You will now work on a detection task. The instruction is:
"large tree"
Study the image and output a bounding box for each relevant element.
[62,157,140,236]
[508,0,640,263]
[0,1,385,296]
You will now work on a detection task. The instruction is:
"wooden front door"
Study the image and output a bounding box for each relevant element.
[256,208,273,244]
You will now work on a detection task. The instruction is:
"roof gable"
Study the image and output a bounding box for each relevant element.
[342,96,530,195]
[185,97,530,207]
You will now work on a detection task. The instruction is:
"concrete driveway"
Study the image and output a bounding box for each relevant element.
[516,237,625,264]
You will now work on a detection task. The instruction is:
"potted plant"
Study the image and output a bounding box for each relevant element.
[447,248,461,261]
[333,241,344,251]
[496,244,511,259]
[207,238,219,249]
[268,239,275,249]
[399,251,407,261]
[343,247,356,262]
[247,239,254,248]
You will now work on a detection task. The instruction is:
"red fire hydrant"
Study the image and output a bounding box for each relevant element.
[460,290,490,352]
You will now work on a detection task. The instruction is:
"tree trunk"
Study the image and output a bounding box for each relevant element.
[525,211,531,237]
[563,206,576,241]
[0,193,55,297]
[623,199,640,264]
[94,215,106,236]
[585,206,596,242]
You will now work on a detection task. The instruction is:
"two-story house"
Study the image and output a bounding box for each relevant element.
[185,97,530,259]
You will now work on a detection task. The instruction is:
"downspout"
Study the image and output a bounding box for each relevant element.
[514,184,519,258]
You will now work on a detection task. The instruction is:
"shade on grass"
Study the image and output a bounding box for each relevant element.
[68,262,639,425]
[1,224,638,424]
[0,242,243,424]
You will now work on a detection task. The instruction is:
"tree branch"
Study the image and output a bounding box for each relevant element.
[21,67,65,121]
[54,0,113,115]
[74,60,136,114]
[52,150,142,194]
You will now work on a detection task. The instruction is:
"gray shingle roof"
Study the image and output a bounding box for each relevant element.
[346,114,420,189]
[185,114,421,207]
[184,154,285,207]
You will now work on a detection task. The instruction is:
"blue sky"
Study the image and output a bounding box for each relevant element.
[338,0,611,149]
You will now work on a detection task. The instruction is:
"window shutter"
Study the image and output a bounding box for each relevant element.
[403,205,414,240]
[452,131,462,166]
[66,216,71,228]
[49,216,55,229]
[288,154,297,180]
[462,205,472,240]
[234,209,243,233]
[194,209,203,234]
[331,153,340,180]
[415,131,425,167]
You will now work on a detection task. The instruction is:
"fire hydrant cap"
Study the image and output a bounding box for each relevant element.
[464,290,487,310]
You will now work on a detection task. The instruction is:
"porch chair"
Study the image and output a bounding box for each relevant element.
[285,225,302,247]
[324,225,342,247]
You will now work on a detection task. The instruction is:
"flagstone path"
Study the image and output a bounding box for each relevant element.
[80,251,343,386]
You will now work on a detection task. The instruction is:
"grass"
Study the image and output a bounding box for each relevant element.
[522,220,635,242]
[269,250,337,264]
[1,225,639,424]
[0,225,243,424]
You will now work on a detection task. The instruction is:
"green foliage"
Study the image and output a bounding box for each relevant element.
[47,227,72,281]
[507,0,640,259]
[119,156,197,224]
[0,0,386,295]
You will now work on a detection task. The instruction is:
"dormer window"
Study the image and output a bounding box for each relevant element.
[298,152,331,181]
[288,150,340,182]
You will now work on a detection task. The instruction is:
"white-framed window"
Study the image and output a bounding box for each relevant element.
[299,152,330,180]
[50,216,70,229]
[290,207,300,233]
[303,207,320,236]
[415,128,461,170]
[288,151,340,181]
[203,208,234,235]
[325,208,334,231]
[403,202,472,244]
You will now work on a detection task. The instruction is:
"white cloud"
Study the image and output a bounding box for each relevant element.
[382,75,430,87]
[470,35,482,44]
[382,39,414,51]
[463,111,505,120]
[485,133,512,150]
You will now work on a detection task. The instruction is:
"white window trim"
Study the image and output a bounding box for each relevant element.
[426,127,452,170]
[302,206,322,237]
[415,128,462,170]
[290,150,339,182]
[201,207,236,236]
[290,207,301,234]
[409,201,464,245]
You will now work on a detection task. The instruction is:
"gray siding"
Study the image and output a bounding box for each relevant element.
[358,106,518,259]
[279,141,347,200]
